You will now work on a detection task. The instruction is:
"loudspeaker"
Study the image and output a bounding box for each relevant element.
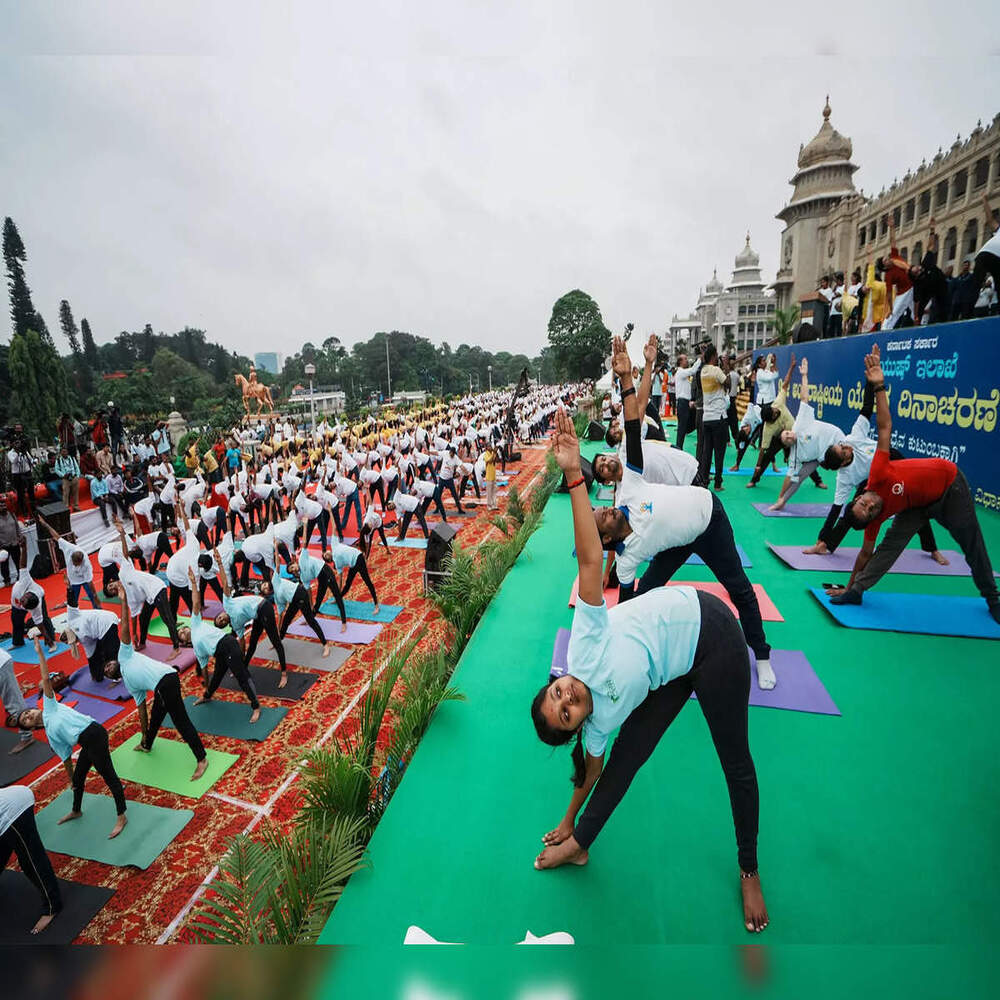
[557,456,594,494]
[36,501,72,571]
[424,521,458,588]
[586,420,606,441]
[38,501,71,538]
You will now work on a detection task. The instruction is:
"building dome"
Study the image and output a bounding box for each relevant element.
[734,232,760,269]
[705,267,723,294]
[797,96,853,169]
[729,233,764,290]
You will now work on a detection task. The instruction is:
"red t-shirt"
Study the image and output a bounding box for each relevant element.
[884,245,912,296]
[864,450,957,542]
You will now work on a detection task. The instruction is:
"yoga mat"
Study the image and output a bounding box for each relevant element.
[66,692,130,725]
[666,581,784,621]
[550,628,570,677]
[287,618,384,645]
[110,733,239,798]
[166,695,288,741]
[724,466,787,477]
[221,664,318,701]
[768,543,995,577]
[567,579,620,608]
[202,599,224,618]
[254,637,353,672]
[753,502,832,518]
[141,639,199,672]
[146,615,189,639]
[388,537,427,549]
[0,729,55,786]
[319,599,403,623]
[35,790,194,869]
[0,638,72,663]
[686,544,752,568]
[0,872,114,945]
[66,666,130,701]
[810,587,1000,639]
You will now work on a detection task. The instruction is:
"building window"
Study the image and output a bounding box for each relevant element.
[767,302,775,312]
[757,322,765,333]
[868,222,877,242]
[918,190,931,217]
[738,304,746,315]
[737,340,745,352]
[904,199,915,224]
[953,168,968,200]
[935,179,949,209]
[944,227,958,263]
[879,214,889,236]
[912,240,923,263]
[900,247,908,261]
[972,156,989,189]
[892,206,901,228]
[858,226,866,248]
[964,219,979,255]
[748,304,756,315]
[738,322,745,334]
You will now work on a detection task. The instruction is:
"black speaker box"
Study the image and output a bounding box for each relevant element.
[425,521,458,587]
[557,456,594,494]
[36,502,72,570]
[586,420,606,441]
[38,501,71,538]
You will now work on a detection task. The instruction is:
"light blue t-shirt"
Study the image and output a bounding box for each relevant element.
[296,550,323,586]
[272,575,299,613]
[118,642,173,705]
[567,586,701,757]
[331,543,361,571]
[42,694,92,761]
[223,594,262,632]
[651,372,663,395]
[190,612,227,670]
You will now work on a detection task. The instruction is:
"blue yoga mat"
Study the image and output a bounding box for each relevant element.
[0,638,73,664]
[809,587,1000,640]
[724,466,788,477]
[388,537,428,549]
[320,600,403,623]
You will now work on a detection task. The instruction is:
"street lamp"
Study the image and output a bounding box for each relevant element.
[488,364,492,391]
[304,363,316,438]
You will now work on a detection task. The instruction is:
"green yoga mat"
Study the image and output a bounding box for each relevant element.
[165,695,288,741]
[35,790,193,869]
[110,732,238,798]
[147,615,189,638]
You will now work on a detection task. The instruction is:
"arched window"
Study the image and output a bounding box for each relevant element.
[918,190,931,217]
[858,226,866,248]
[892,206,901,228]
[935,180,949,209]
[953,169,968,200]
[943,227,958,263]
[963,219,979,256]
[904,199,915,224]
[972,157,989,189]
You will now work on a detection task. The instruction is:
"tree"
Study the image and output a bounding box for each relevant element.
[772,305,800,345]
[81,317,99,369]
[58,300,82,356]
[3,217,50,344]
[546,290,611,380]
[722,330,736,354]
[8,328,70,436]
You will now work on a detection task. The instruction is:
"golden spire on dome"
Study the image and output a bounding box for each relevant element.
[823,95,831,121]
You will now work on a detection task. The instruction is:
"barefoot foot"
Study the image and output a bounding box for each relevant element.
[166,647,180,662]
[755,659,776,691]
[109,814,127,839]
[32,911,58,934]
[323,643,332,657]
[192,758,208,781]
[930,549,950,566]
[249,707,261,724]
[278,672,288,688]
[741,872,769,933]
[57,810,82,825]
[535,835,589,870]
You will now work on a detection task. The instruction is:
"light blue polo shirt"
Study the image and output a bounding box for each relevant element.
[42,695,92,761]
[567,586,701,758]
[223,594,263,632]
[331,543,361,571]
[272,575,299,614]
[190,612,227,671]
[118,642,173,705]
[297,550,323,586]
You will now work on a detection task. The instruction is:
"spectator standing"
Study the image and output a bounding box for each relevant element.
[0,496,24,585]
[969,195,1000,310]
[7,428,35,519]
[107,403,124,460]
[57,413,77,457]
[54,447,81,512]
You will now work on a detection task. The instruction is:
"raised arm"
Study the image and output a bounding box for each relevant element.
[550,409,603,606]
[611,336,643,473]
[119,590,132,645]
[635,335,657,417]
[866,345,890,452]
[799,357,809,407]
[187,566,202,615]
[781,352,798,392]
[35,637,54,698]
[213,546,231,597]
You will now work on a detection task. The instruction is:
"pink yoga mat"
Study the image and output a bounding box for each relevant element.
[752,502,831,518]
[567,578,783,621]
[286,618,384,645]
[768,543,995,577]
[141,639,199,672]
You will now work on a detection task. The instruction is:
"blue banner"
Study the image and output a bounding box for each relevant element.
[754,317,1000,511]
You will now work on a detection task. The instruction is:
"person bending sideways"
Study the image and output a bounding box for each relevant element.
[35,514,102,609]
[262,551,341,650]
[105,591,207,781]
[729,402,763,472]
[18,635,127,839]
[330,540,380,612]
[530,405,768,933]
[63,605,120,683]
[803,379,946,562]
[361,504,392,554]
[825,345,1000,622]
[0,784,62,934]
[1,646,34,755]
[598,337,776,690]
[178,568,261,722]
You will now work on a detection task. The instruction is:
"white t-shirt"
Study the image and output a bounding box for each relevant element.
[136,531,162,559]
[133,495,156,519]
[58,538,93,585]
[740,403,762,434]
[614,468,713,587]
[978,223,1000,259]
[412,479,437,500]
[788,401,845,482]
[755,369,780,405]
[66,607,118,652]
[615,441,698,488]
[165,530,201,587]
[0,785,35,836]
[393,490,419,513]
[12,568,45,623]
[568,588,701,757]
[241,526,275,568]
[118,562,165,606]
[673,361,701,402]
[97,541,123,568]
[834,413,879,505]
[699,365,729,421]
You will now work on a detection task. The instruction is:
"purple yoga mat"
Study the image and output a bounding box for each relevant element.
[141,640,199,672]
[67,692,131,724]
[768,542,993,577]
[66,667,130,702]
[752,502,831,518]
[287,618,384,645]
[201,600,224,618]
[551,628,570,677]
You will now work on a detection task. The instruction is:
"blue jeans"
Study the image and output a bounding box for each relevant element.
[68,579,101,608]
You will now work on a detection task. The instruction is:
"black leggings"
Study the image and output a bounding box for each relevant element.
[312,564,347,621]
[144,532,174,573]
[698,418,729,488]
[11,602,56,648]
[343,554,378,605]
[245,601,286,671]
[628,492,770,661]
[87,626,121,683]
[169,584,193,619]
[367,479,386,508]
[363,523,390,555]
[733,423,762,469]
[397,507,429,540]
[145,671,205,760]
[573,592,759,873]
[72,722,127,815]
[199,576,224,603]
[279,585,326,642]
[0,804,62,916]
[238,556,272,590]
[204,634,259,709]
[138,589,181,647]
[437,478,463,513]
[303,509,330,550]
[229,508,250,537]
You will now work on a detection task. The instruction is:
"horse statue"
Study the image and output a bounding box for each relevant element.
[235,370,275,416]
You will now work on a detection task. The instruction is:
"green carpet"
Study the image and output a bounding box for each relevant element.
[147,615,189,638]
[318,437,1000,984]
[35,790,193,869]
[111,732,239,798]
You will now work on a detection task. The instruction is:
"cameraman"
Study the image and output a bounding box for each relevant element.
[6,425,35,520]
[54,446,82,512]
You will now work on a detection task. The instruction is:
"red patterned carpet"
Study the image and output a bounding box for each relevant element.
[1,448,549,943]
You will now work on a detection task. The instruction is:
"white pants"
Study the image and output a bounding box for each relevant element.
[883,287,914,331]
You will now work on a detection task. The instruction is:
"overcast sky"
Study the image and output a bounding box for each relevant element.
[2,1,998,364]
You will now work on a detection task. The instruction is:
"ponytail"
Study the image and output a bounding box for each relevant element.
[531,683,588,788]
